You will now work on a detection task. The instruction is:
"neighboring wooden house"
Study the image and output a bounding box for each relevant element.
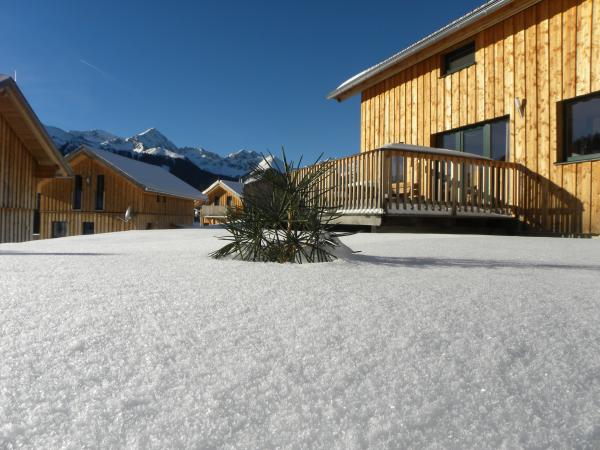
[38,146,203,238]
[320,0,600,235]
[0,75,72,243]
[200,179,244,225]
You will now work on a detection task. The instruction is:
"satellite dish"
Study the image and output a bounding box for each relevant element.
[118,206,133,223]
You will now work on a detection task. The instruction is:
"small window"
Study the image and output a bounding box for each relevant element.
[156,195,161,203]
[51,221,68,238]
[563,91,600,162]
[73,175,82,210]
[95,175,105,210]
[213,195,220,206]
[226,196,233,206]
[443,42,475,76]
[82,222,94,235]
[163,196,167,203]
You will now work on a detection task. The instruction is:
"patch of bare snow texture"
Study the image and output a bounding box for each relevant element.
[1,229,599,448]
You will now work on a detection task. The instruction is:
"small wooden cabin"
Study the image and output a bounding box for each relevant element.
[0,75,72,243]
[38,146,203,238]
[200,179,244,225]
[324,0,600,235]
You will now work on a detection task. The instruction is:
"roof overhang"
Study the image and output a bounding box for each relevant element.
[0,76,72,177]
[328,0,541,101]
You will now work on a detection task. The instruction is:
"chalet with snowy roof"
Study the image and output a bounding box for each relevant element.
[0,75,72,243]
[305,0,600,235]
[38,146,204,238]
[200,179,244,225]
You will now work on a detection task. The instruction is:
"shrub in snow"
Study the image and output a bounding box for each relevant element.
[211,149,342,263]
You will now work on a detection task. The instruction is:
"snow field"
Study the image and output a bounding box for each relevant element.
[1,229,599,448]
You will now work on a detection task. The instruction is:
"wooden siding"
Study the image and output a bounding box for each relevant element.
[0,112,37,243]
[204,185,243,208]
[39,154,194,239]
[359,0,600,235]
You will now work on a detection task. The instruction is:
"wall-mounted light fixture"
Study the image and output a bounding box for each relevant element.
[515,97,526,118]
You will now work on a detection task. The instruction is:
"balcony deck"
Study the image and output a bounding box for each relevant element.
[297,144,525,227]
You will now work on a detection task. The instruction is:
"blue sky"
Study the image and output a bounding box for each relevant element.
[1,0,483,161]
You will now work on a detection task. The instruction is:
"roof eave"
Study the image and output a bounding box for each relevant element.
[0,76,73,176]
[327,0,524,102]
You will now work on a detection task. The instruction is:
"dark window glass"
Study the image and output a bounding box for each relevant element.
[163,196,167,203]
[436,118,509,161]
[443,42,475,75]
[95,175,105,210]
[226,196,233,206]
[73,175,82,210]
[491,120,508,161]
[391,156,404,182]
[33,193,41,235]
[82,222,94,235]
[51,221,67,238]
[463,126,485,156]
[156,195,160,202]
[441,132,459,150]
[213,195,220,206]
[564,93,600,161]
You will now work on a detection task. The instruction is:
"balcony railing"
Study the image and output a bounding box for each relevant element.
[200,204,228,218]
[295,144,518,217]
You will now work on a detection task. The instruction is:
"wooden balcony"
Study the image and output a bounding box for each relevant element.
[200,204,228,218]
[296,144,519,226]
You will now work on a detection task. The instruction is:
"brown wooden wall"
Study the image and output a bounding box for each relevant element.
[39,153,194,238]
[0,112,37,243]
[205,185,243,208]
[360,0,600,235]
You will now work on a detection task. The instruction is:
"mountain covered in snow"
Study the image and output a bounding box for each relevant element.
[46,126,264,179]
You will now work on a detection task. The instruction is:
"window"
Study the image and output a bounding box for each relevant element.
[563,91,600,162]
[95,175,105,210]
[73,175,82,210]
[82,222,94,235]
[443,42,475,76]
[51,221,68,238]
[226,195,233,206]
[33,193,41,235]
[213,195,220,206]
[436,117,509,161]
[163,196,167,203]
[156,195,161,203]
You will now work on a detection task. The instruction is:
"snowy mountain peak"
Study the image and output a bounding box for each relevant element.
[127,128,177,152]
[46,125,265,178]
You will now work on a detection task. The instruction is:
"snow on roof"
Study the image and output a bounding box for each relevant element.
[69,146,204,200]
[202,179,245,198]
[328,0,514,100]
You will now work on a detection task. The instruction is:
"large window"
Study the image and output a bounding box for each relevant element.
[563,92,600,162]
[442,42,475,76]
[73,175,82,210]
[95,175,105,210]
[436,118,509,161]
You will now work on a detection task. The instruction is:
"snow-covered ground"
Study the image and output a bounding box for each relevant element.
[1,229,599,448]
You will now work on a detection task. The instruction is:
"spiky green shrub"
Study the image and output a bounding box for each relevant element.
[211,149,340,263]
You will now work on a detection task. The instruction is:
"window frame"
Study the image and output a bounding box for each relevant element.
[435,116,510,161]
[561,90,600,163]
[442,41,476,77]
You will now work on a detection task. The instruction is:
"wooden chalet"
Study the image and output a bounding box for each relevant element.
[38,146,203,238]
[200,179,244,225]
[306,0,600,235]
[0,75,72,243]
